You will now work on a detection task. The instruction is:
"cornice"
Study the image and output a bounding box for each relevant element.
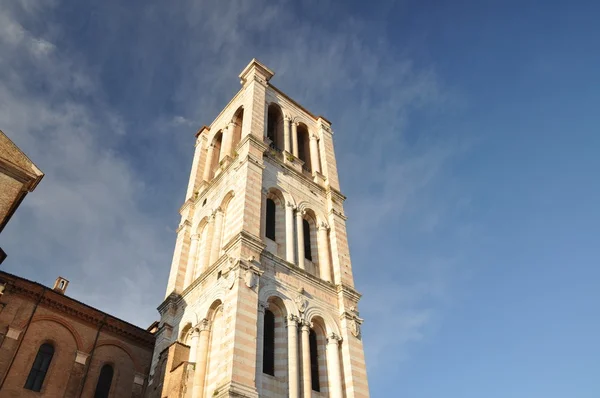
[263,151,327,196]
[260,250,338,296]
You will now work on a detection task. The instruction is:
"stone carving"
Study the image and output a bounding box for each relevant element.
[294,293,308,314]
[226,269,237,290]
[244,268,258,289]
[350,319,361,338]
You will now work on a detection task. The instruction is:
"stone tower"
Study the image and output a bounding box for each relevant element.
[148,60,369,398]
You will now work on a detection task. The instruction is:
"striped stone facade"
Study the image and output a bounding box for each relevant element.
[148,60,369,398]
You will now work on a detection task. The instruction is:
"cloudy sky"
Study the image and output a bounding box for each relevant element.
[1,0,599,397]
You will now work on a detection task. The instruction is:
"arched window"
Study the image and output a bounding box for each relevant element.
[93,364,114,398]
[309,329,320,391]
[210,131,223,177]
[231,107,244,152]
[263,309,275,376]
[303,219,312,261]
[297,124,311,172]
[266,199,276,241]
[267,104,284,151]
[24,343,54,392]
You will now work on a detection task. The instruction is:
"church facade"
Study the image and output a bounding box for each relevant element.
[147,60,370,398]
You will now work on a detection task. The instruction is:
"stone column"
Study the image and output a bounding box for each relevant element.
[309,134,321,173]
[188,328,200,363]
[184,234,200,288]
[192,320,211,398]
[291,122,299,157]
[256,301,267,396]
[326,334,343,398]
[296,210,305,270]
[201,217,214,273]
[300,321,312,398]
[220,123,234,162]
[287,315,300,398]
[283,116,291,153]
[317,223,332,282]
[203,144,215,181]
[285,202,295,263]
[209,209,224,266]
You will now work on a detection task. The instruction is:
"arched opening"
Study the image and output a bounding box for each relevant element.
[267,104,284,151]
[204,300,225,396]
[24,343,54,392]
[297,124,311,172]
[231,107,243,153]
[210,131,223,178]
[309,329,320,392]
[264,188,287,258]
[266,199,276,241]
[263,309,275,376]
[303,219,312,261]
[220,191,236,254]
[309,317,329,393]
[193,220,209,280]
[93,364,114,398]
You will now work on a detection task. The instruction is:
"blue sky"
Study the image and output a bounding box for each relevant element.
[1,1,599,397]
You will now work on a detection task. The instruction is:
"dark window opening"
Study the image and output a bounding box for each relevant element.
[24,343,54,392]
[303,219,312,261]
[263,309,275,376]
[94,364,114,398]
[266,199,276,241]
[309,330,320,391]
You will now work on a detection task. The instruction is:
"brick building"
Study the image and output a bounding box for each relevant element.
[148,60,370,398]
[0,271,155,397]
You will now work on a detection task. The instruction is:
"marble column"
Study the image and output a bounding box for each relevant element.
[301,321,312,398]
[201,217,214,273]
[317,223,332,282]
[220,123,234,162]
[203,144,215,181]
[296,210,305,270]
[184,234,200,288]
[188,328,199,363]
[309,134,321,174]
[192,319,211,398]
[287,315,300,398]
[291,122,299,157]
[209,209,224,265]
[285,202,295,263]
[284,116,291,153]
[256,301,267,396]
[326,334,343,398]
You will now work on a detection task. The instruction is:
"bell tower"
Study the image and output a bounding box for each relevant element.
[148,59,370,398]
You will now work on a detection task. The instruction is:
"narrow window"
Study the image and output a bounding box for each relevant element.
[263,309,275,376]
[266,199,276,241]
[24,343,54,392]
[94,364,114,398]
[303,219,312,261]
[309,330,320,391]
[267,112,277,147]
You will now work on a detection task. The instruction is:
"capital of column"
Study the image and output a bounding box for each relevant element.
[190,327,201,339]
[191,233,200,241]
[317,221,330,231]
[286,201,295,208]
[327,333,342,345]
[198,318,211,332]
[258,300,268,313]
[287,314,300,326]
[212,208,223,217]
[284,115,291,122]
[300,319,312,332]
[309,134,319,141]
